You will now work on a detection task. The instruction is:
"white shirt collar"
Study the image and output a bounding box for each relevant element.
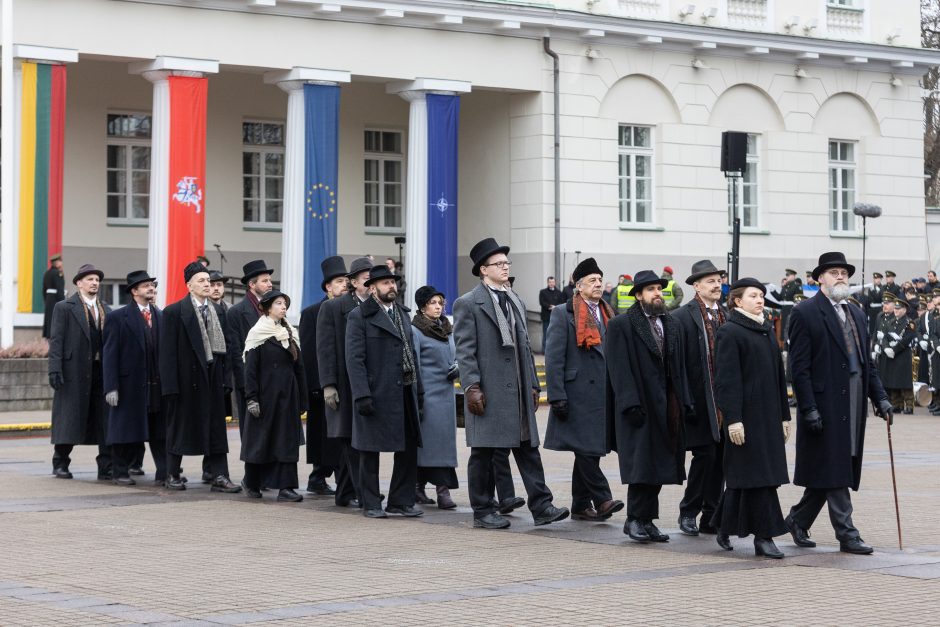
[138,302,150,312]
[81,295,97,308]
[191,294,208,308]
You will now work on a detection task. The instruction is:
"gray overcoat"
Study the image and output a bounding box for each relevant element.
[412,322,458,468]
[452,283,541,448]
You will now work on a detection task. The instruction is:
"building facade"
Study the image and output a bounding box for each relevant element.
[1,0,938,343]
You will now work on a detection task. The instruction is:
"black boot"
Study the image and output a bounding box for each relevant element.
[415,483,435,505]
[754,537,784,559]
[436,485,456,510]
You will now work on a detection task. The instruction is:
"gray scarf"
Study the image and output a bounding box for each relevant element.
[487,286,527,347]
[384,300,417,386]
[194,298,226,362]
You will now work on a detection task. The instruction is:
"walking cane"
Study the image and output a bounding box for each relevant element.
[885,409,903,550]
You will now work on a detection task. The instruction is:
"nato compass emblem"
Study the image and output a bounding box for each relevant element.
[431,193,455,217]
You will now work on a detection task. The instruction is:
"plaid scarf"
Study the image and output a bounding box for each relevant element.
[695,294,725,427]
[573,293,613,349]
[383,299,417,386]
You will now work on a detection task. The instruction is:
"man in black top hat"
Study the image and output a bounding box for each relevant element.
[786,252,892,555]
[48,264,113,479]
[672,259,727,540]
[453,238,569,529]
[316,256,373,507]
[42,254,65,338]
[606,269,692,542]
[299,256,348,496]
[103,271,167,485]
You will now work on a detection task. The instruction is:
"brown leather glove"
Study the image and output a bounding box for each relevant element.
[465,384,486,416]
[532,389,540,412]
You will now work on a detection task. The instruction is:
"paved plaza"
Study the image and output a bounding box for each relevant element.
[1,407,939,626]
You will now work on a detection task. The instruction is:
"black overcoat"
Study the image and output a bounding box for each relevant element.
[227,296,261,390]
[159,296,234,456]
[300,298,342,467]
[544,301,608,456]
[605,303,691,485]
[102,303,162,444]
[47,294,112,444]
[316,292,360,439]
[789,292,889,491]
[242,336,307,464]
[714,311,790,489]
[879,314,916,389]
[345,297,423,453]
[672,300,723,448]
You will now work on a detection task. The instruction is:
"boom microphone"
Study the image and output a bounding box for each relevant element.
[852,202,882,218]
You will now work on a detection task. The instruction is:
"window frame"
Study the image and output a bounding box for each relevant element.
[105,111,152,227]
[727,133,761,232]
[617,124,656,228]
[363,128,406,235]
[242,119,286,231]
[828,139,858,235]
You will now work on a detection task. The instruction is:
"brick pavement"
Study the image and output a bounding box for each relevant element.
[1,408,939,626]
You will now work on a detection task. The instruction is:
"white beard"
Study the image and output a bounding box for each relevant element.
[829,284,850,302]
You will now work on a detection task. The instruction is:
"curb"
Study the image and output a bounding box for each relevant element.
[0,416,239,434]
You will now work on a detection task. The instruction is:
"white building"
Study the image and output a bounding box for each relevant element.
[2,0,938,344]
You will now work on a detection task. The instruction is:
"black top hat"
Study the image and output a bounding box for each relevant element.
[72,263,104,285]
[572,257,603,283]
[320,256,348,291]
[628,270,669,297]
[208,270,228,284]
[730,277,767,295]
[812,252,856,281]
[414,285,446,310]
[364,265,400,287]
[685,259,722,285]
[240,259,275,285]
[347,257,372,279]
[259,289,291,310]
[470,238,510,277]
[125,270,157,293]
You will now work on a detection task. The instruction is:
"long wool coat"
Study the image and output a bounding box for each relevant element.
[242,336,307,464]
[316,292,361,439]
[300,297,342,467]
[412,321,458,468]
[345,297,423,453]
[672,300,723,449]
[227,296,261,390]
[48,294,112,445]
[714,311,790,490]
[102,303,163,444]
[544,300,609,456]
[789,292,889,491]
[605,303,691,485]
[452,283,541,449]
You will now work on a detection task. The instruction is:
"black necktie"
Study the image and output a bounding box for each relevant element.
[388,306,397,323]
[495,290,510,318]
[199,304,208,326]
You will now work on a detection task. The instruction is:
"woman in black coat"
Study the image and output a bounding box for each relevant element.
[712,278,791,559]
[241,290,307,502]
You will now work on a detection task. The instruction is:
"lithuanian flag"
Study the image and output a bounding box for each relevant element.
[17,62,66,313]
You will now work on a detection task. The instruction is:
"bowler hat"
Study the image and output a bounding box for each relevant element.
[184,262,209,283]
[414,285,446,310]
[364,265,400,287]
[730,277,767,296]
[685,259,722,285]
[347,256,372,279]
[320,255,348,291]
[240,259,274,285]
[470,238,510,277]
[259,289,291,310]
[208,271,228,284]
[629,270,669,297]
[572,257,603,283]
[125,270,157,293]
[72,263,104,285]
[812,252,855,281]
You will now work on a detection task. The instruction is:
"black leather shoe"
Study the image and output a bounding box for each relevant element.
[278,489,303,502]
[716,532,733,551]
[644,522,669,542]
[840,537,874,555]
[306,480,336,496]
[210,475,242,493]
[678,515,699,536]
[534,505,570,526]
[241,480,261,498]
[201,472,213,484]
[474,513,511,529]
[785,515,816,547]
[498,496,526,515]
[97,472,113,481]
[53,467,73,479]
[755,537,784,559]
[385,504,424,517]
[113,476,136,486]
[415,484,436,505]
[625,519,650,542]
[128,466,145,476]
[363,508,388,518]
[165,476,186,490]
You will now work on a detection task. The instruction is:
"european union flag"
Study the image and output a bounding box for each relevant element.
[426,94,460,313]
[302,84,340,307]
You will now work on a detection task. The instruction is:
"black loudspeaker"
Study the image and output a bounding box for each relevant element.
[720,131,748,173]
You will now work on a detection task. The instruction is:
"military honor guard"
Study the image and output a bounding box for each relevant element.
[41,254,65,339]
[878,297,917,414]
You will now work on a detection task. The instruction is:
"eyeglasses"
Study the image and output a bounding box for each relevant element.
[484,260,512,269]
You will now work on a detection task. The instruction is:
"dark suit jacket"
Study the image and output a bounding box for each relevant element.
[227,296,261,390]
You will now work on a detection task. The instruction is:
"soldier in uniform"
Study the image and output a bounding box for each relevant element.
[928,291,940,416]
[770,269,802,342]
[883,271,901,300]
[877,298,916,414]
[863,272,885,337]
[41,254,65,338]
[916,296,932,384]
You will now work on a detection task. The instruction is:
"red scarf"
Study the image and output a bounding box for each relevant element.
[246,290,263,317]
[573,293,614,349]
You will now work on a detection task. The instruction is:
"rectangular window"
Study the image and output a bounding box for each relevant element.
[106,113,151,225]
[829,140,856,233]
[364,129,404,232]
[617,125,653,225]
[243,120,285,228]
[727,134,760,229]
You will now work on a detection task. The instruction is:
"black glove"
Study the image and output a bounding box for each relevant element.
[355,396,375,416]
[446,363,459,382]
[48,372,64,390]
[624,406,644,428]
[550,400,569,421]
[875,399,894,426]
[801,408,823,434]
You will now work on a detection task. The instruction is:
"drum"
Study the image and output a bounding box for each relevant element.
[914,381,933,407]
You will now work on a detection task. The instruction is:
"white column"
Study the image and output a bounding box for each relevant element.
[387,78,470,310]
[131,57,218,307]
[264,68,350,323]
